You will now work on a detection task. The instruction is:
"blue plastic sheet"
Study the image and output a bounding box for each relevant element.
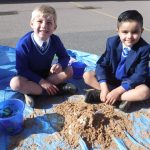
[0,45,150,150]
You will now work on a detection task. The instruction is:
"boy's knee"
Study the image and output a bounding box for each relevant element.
[65,66,73,78]
[140,85,150,99]
[83,72,89,79]
[144,86,150,99]
[83,71,93,81]
[10,76,24,91]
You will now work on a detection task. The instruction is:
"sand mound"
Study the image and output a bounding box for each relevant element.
[54,99,132,149]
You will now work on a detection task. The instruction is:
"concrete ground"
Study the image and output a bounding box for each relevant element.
[0,0,150,56]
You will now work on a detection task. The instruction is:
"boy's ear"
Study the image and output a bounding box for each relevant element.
[30,20,34,28]
[54,24,57,30]
[141,27,144,33]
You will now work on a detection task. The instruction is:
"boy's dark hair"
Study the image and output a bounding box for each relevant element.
[117,10,143,28]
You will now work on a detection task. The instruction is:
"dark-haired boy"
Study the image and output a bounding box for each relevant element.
[83,10,150,112]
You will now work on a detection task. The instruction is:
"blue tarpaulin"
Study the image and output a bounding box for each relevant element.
[0,45,150,150]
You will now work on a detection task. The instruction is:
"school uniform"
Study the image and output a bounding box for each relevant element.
[96,35,150,90]
[16,31,70,83]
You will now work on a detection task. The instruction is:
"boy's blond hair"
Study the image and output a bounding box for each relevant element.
[31,5,57,25]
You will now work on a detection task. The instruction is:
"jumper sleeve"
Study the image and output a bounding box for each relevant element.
[54,36,70,69]
[121,82,131,91]
[96,39,111,82]
[16,43,42,83]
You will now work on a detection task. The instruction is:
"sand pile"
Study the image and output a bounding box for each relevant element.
[54,99,132,149]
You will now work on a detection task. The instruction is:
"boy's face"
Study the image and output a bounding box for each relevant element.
[117,21,144,47]
[30,14,56,41]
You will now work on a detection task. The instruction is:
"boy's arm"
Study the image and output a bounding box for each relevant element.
[99,82,109,102]
[95,39,112,102]
[16,45,42,84]
[54,36,70,69]
[96,39,111,82]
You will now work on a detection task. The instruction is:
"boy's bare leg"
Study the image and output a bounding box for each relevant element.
[10,76,43,107]
[120,84,150,101]
[10,76,42,95]
[83,71,101,90]
[10,66,74,95]
[47,66,73,85]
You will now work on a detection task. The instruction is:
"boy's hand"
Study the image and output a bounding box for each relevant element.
[39,79,59,95]
[100,82,109,102]
[105,86,126,105]
[50,64,62,74]
[100,90,109,102]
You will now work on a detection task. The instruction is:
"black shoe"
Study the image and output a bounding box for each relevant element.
[58,83,77,95]
[118,101,131,112]
[84,89,101,104]
[113,100,122,108]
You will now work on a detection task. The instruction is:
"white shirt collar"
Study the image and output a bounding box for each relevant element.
[32,33,49,47]
[122,44,131,51]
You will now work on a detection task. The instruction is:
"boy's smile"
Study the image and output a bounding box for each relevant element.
[30,15,56,41]
[117,21,144,47]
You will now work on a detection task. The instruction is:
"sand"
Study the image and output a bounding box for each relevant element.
[54,99,133,149]
[8,96,150,150]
